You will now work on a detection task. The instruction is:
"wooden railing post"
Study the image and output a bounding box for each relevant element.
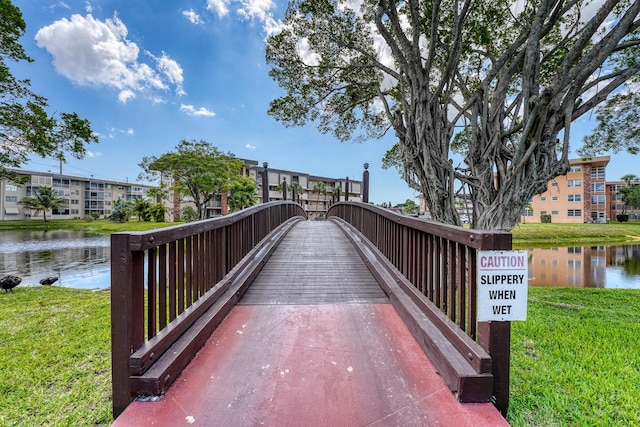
[478,321,510,416]
[477,233,513,417]
[111,233,144,417]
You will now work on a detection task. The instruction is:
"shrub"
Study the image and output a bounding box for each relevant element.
[541,214,552,223]
[181,206,198,222]
[616,214,629,222]
[109,210,129,223]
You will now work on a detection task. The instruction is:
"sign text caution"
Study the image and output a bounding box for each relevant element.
[477,250,528,321]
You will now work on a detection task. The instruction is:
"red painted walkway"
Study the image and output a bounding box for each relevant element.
[112,303,508,426]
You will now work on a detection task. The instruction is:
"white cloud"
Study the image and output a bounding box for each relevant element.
[245,144,256,150]
[207,0,230,18]
[207,0,277,33]
[296,37,320,67]
[107,127,135,137]
[118,89,135,103]
[149,51,186,96]
[263,16,283,38]
[35,13,185,103]
[151,97,167,105]
[84,2,92,13]
[180,104,216,117]
[183,9,204,25]
[238,0,275,22]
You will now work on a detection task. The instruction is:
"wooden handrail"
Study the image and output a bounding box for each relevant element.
[111,201,306,416]
[327,201,512,415]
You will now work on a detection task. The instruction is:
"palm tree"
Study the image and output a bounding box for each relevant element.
[289,182,304,203]
[19,186,66,222]
[313,182,327,217]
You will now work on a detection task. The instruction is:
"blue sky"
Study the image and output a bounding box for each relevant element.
[10,1,638,206]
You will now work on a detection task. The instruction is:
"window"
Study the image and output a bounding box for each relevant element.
[541,210,547,215]
[5,184,17,192]
[540,196,547,201]
[551,182,558,187]
[569,165,581,173]
[568,209,582,217]
[591,195,605,205]
[5,196,17,203]
[591,167,605,179]
[522,210,534,217]
[568,179,582,187]
[591,182,605,192]
[552,196,558,201]
[552,211,558,215]
[568,194,582,202]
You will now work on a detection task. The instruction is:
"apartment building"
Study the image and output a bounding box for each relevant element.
[2,161,363,222]
[522,156,609,223]
[249,163,362,220]
[521,155,640,223]
[0,169,154,221]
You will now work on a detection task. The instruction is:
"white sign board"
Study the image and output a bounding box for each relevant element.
[477,250,528,321]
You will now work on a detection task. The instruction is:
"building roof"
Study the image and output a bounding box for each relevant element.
[569,156,610,167]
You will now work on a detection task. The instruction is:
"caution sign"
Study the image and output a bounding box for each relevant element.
[477,250,528,321]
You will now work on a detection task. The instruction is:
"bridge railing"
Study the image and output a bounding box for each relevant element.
[327,201,512,415]
[110,201,305,416]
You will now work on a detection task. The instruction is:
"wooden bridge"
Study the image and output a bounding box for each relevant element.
[110,201,512,426]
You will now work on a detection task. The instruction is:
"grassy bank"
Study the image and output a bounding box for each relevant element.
[0,218,182,235]
[0,287,111,426]
[509,287,640,426]
[511,222,640,248]
[1,287,638,425]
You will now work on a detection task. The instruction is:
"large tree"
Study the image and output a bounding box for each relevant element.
[266,0,640,230]
[139,140,244,220]
[228,175,258,213]
[1,0,97,183]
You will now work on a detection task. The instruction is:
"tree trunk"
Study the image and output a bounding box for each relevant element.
[400,93,461,226]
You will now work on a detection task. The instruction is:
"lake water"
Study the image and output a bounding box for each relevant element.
[0,230,110,290]
[527,245,640,288]
[1,230,640,290]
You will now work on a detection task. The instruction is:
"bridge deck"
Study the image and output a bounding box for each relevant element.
[112,221,508,426]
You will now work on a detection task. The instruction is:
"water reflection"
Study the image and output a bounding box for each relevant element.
[2,230,640,290]
[0,230,110,289]
[528,244,640,289]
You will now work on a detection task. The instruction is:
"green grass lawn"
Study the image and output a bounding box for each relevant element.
[0,288,112,426]
[512,222,640,248]
[509,287,640,426]
[0,218,183,235]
